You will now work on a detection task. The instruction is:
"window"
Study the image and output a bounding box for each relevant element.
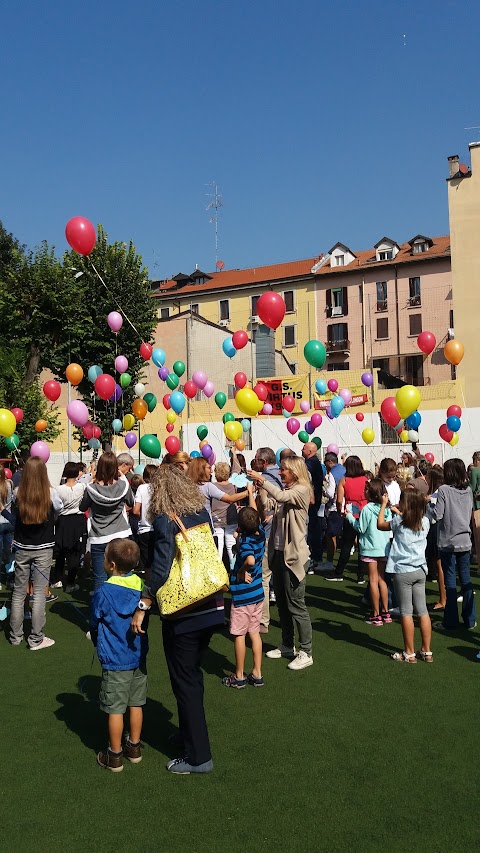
[378,250,393,261]
[405,355,424,386]
[284,290,294,313]
[335,254,345,266]
[413,241,427,254]
[408,277,421,305]
[327,287,348,317]
[409,313,422,336]
[328,362,349,371]
[227,384,235,399]
[160,307,170,319]
[376,317,389,339]
[329,322,348,343]
[283,324,296,347]
[376,281,387,311]
[251,295,260,317]
[449,308,454,329]
[220,299,230,321]
[359,285,363,304]
[191,303,199,315]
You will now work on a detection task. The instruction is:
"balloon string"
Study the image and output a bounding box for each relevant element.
[89,261,142,339]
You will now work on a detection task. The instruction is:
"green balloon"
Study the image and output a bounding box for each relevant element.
[304,339,326,369]
[222,412,235,424]
[143,392,157,413]
[139,433,161,459]
[119,372,131,389]
[215,391,227,409]
[166,373,179,391]
[5,433,19,451]
[298,430,309,444]
[173,360,186,378]
[197,424,208,440]
[312,436,322,450]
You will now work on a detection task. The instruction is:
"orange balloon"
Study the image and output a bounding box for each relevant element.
[35,419,48,432]
[199,439,208,449]
[235,439,245,451]
[65,363,84,386]
[444,339,464,366]
[132,398,148,420]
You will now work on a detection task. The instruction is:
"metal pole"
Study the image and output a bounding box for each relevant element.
[307,302,312,401]
[368,294,375,407]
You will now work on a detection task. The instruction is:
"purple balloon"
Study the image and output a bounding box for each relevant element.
[125,432,137,449]
[208,452,216,465]
[361,372,373,388]
[305,421,315,434]
[262,403,273,415]
[193,370,207,390]
[107,311,123,332]
[300,400,310,414]
[109,383,122,402]
[30,440,50,462]
[201,443,213,459]
[115,355,128,374]
[66,400,89,427]
[158,366,169,381]
[339,388,352,406]
[326,406,334,420]
[327,443,339,455]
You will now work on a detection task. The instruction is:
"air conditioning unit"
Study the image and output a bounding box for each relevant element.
[218,319,229,327]
[331,306,343,317]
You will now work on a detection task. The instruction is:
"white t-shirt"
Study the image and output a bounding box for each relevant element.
[57,482,85,515]
[135,483,153,534]
[384,479,401,507]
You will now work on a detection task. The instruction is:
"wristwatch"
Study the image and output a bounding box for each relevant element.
[137,600,151,611]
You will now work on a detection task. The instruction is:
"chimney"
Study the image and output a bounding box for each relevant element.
[448,154,459,178]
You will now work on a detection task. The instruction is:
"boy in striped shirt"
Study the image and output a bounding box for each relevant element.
[222,499,266,689]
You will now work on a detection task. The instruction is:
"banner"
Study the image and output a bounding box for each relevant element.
[260,376,309,415]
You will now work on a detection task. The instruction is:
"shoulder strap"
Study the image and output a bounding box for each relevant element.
[172,514,189,542]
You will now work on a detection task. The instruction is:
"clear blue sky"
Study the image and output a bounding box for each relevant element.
[3,0,478,279]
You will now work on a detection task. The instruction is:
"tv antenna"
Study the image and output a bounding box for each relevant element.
[206,181,223,268]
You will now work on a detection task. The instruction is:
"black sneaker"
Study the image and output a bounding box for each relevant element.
[97,748,123,772]
[246,673,264,687]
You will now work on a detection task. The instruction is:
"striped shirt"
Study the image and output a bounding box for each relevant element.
[230,525,266,607]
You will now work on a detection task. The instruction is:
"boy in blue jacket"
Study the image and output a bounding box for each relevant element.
[90,538,149,772]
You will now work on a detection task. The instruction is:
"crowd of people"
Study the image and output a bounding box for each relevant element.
[1,441,478,774]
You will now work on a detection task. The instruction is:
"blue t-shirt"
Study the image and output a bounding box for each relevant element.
[230,525,266,607]
[386,513,430,574]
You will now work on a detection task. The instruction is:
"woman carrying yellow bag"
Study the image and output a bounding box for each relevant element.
[131,465,223,775]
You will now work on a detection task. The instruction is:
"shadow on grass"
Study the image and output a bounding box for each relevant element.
[447,644,480,662]
[50,600,90,632]
[311,616,400,657]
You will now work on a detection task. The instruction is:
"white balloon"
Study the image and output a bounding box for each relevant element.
[407,429,419,442]
[134,383,145,397]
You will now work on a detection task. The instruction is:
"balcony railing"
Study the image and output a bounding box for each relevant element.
[326,339,350,353]
[407,295,421,307]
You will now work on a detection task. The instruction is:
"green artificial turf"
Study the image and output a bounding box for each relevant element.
[2,569,480,853]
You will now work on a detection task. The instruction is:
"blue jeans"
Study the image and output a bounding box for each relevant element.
[91,543,108,592]
[440,550,476,629]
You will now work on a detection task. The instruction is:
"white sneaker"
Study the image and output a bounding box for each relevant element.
[85,631,92,641]
[266,645,296,659]
[457,595,463,602]
[288,650,314,670]
[50,581,63,589]
[29,637,55,651]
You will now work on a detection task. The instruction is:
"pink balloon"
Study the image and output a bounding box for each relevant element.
[311,412,322,428]
[115,355,128,374]
[125,432,137,449]
[192,371,207,389]
[203,380,215,398]
[208,452,216,465]
[66,400,89,427]
[339,388,352,406]
[262,403,273,415]
[30,441,50,463]
[300,400,310,414]
[107,311,123,332]
[287,417,300,435]
[327,443,339,455]
[327,379,338,393]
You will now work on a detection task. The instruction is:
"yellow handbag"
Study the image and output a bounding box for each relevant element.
[156,514,229,617]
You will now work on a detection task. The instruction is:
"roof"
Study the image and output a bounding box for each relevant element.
[151,235,451,299]
[328,241,356,256]
[374,236,400,249]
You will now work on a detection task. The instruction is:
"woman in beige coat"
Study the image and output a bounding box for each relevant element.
[248,456,313,670]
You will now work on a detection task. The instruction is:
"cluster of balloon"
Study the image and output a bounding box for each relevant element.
[439,404,462,446]
[65,216,96,256]
[221,328,250,359]
[196,425,216,464]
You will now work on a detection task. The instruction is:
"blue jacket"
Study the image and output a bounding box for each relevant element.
[90,573,148,671]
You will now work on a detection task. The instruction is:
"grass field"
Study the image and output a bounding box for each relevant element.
[2,567,480,853]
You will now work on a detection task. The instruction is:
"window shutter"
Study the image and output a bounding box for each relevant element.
[343,287,348,316]
[326,289,332,310]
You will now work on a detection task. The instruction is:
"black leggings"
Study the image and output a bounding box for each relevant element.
[335,518,362,579]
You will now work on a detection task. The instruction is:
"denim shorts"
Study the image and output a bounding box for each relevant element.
[99,665,147,714]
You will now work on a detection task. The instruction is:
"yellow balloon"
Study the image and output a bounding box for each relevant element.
[224,421,242,441]
[123,414,135,431]
[0,409,16,438]
[400,430,410,443]
[395,385,421,419]
[235,388,261,417]
[449,432,459,447]
[166,410,177,424]
[362,427,375,445]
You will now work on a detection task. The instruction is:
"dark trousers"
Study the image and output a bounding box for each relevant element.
[335,519,361,579]
[307,507,324,563]
[440,550,476,629]
[162,622,214,766]
[53,547,82,586]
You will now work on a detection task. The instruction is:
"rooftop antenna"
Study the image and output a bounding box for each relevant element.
[206,181,223,268]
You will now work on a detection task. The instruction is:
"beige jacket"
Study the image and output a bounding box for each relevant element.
[262,480,310,581]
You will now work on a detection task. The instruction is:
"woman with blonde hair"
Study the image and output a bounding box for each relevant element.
[162,451,191,471]
[188,457,249,523]
[248,456,314,671]
[6,457,63,650]
[131,464,222,775]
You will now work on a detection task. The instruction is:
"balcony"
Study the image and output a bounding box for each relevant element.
[326,339,350,354]
[376,300,388,312]
[407,295,421,307]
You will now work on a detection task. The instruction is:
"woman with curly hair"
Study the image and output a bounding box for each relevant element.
[131,465,222,775]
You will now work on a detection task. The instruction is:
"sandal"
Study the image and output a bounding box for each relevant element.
[221,673,247,689]
[391,651,417,663]
[416,650,433,663]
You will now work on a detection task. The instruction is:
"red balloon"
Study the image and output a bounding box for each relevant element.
[93,425,101,439]
[162,394,171,410]
[356,412,364,422]
[257,291,286,330]
[65,216,96,256]
[11,408,24,423]
[234,372,248,389]
[4,468,12,480]
[94,374,116,401]
[254,382,268,401]
[82,422,94,440]
[282,395,295,413]
[166,423,174,433]
[417,331,436,356]
[165,435,181,455]
[232,330,249,350]
[439,424,454,443]
[43,380,61,402]
[140,342,153,360]
[381,396,401,428]
[425,452,435,463]
[447,405,462,418]
[183,380,197,399]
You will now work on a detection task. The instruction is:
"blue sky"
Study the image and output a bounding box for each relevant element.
[3,0,478,279]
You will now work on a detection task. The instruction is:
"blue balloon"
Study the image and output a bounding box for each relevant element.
[241,419,251,432]
[326,406,334,420]
[152,348,166,368]
[282,409,290,418]
[305,421,315,434]
[111,418,122,434]
[88,364,102,383]
[134,464,145,476]
[169,391,186,414]
[406,411,421,430]
[315,379,327,394]
[190,450,201,458]
[276,448,286,467]
[88,438,100,449]
[446,415,461,432]
[222,337,236,358]
[330,396,345,417]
